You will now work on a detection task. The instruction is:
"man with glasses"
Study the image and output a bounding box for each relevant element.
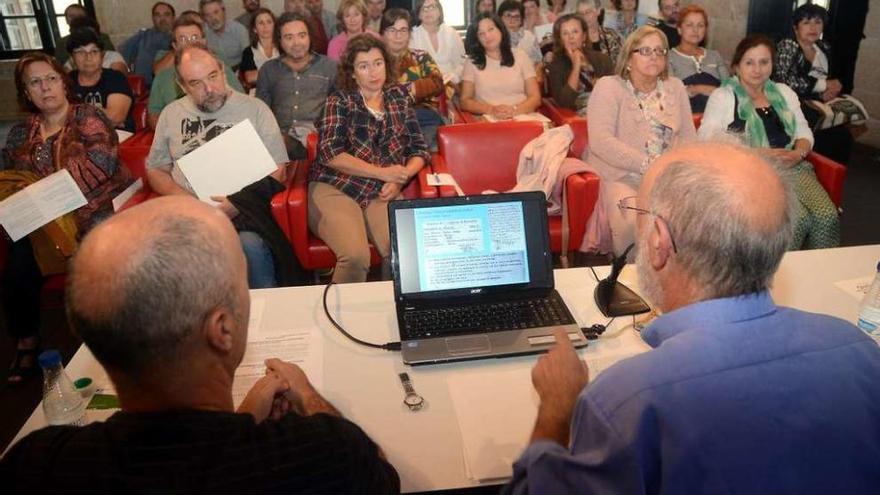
[256,12,337,160]
[148,17,244,129]
[120,2,175,86]
[650,0,680,47]
[54,4,116,65]
[505,142,880,494]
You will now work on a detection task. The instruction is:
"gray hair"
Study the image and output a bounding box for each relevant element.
[67,216,239,377]
[649,157,795,299]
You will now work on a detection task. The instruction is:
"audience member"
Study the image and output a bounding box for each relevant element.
[544,0,568,24]
[586,26,695,255]
[499,0,543,65]
[604,0,647,39]
[151,10,205,75]
[119,2,174,86]
[1,52,133,384]
[311,36,428,283]
[547,14,613,114]
[147,45,297,288]
[62,17,127,74]
[148,17,244,129]
[1,196,401,493]
[460,13,541,119]
[668,4,728,112]
[575,0,622,66]
[200,0,250,70]
[284,0,329,54]
[236,0,261,28]
[381,8,444,151]
[650,0,680,48]
[409,0,466,86]
[504,142,880,494]
[773,3,854,164]
[366,0,386,32]
[327,0,380,61]
[257,12,337,159]
[699,34,839,249]
[240,8,280,89]
[54,4,116,65]
[475,0,497,16]
[68,28,135,131]
[523,0,549,33]
[306,0,340,39]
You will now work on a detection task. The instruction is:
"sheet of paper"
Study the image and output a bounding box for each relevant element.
[112,178,143,211]
[175,119,278,205]
[231,297,324,407]
[425,172,465,196]
[835,276,873,301]
[116,129,133,143]
[0,169,87,241]
[448,350,645,481]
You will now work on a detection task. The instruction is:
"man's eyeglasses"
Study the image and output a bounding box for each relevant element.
[26,74,62,90]
[617,196,678,253]
[502,12,522,20]
[384,27,410,35]
[631,46,668,57]
[72,48,101,58]
[176,34,204,44]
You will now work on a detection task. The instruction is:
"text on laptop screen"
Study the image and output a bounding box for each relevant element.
[398,201,530,294]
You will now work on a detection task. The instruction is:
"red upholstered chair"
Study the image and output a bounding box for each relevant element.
[431,121,600,253]
[131,100,148,132]
[277,133,438,272]
[125,74,148,100]
[807,152,847,208]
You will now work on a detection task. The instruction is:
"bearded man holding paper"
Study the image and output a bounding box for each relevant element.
[147,44,305,288]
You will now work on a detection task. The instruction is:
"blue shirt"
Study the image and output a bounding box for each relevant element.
[119,28,171,86]
[507,291,880,494]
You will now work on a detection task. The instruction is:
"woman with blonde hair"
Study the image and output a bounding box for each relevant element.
[586,26,695,255]
[327,0,380,60]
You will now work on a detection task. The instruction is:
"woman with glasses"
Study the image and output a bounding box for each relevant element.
[460,13,541,120]
[699,34,839,249]
[2,52,133,384]
[575,0,622,65]
[310,36,428,283]
[67,27,134,132]
[498,0,543,65]
[547,13,613,114]
[668,4,728,113]
[604,0,647,40]
[240,8,280,90]
[586,26,694,255]
[381,8,444,150]
[410,0,466,87]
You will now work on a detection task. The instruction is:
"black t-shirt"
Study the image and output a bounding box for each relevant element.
[240,46,257,73]
[1,409,400,494]
[71,68,135,132]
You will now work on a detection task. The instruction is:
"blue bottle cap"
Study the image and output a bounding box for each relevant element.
[38,349,62,369]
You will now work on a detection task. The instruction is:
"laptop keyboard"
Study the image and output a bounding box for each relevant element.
[402,295,575,339]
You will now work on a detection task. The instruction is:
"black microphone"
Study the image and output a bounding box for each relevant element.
[594,243,650,317]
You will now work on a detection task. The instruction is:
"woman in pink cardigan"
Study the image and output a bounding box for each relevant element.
[586,25,696,256]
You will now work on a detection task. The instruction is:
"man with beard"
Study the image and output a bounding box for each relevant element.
[147,44,303,288]
[504,142,880,494]
[200,0,249,70]
[236,0,262,28]
[256,12,336,159]
[120,2,175,85]
[650,0,680,47]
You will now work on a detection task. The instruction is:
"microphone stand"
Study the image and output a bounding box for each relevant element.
[593,243,650,317]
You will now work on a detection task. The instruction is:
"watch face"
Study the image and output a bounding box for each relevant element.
[404,394,424,409]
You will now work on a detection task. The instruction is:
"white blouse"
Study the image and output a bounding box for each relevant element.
[410,23,466,84]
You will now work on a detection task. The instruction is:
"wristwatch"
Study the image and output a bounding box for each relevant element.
[398,372,424,411]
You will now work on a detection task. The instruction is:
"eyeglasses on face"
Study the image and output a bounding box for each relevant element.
[384,27,410,35]
[72,48,102,58]
[631,46,668,57]
[617,196,678,253]
[421,3,438,11]
[176,34,204,43]
[26,74,62,90]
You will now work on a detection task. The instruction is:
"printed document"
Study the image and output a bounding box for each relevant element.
[0,169,87,241]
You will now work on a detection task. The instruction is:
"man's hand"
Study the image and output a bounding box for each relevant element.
[379,182,401,201]
[265,358,342,417]
[529,329,589,445]
[211,196,240,219]
[236,372,290,423]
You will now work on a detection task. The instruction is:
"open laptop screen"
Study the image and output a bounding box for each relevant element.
[390,192,554,299]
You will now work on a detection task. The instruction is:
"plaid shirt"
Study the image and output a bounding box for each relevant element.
[311,85,429,207]
[773,38,831,100]
[397,48,443,112]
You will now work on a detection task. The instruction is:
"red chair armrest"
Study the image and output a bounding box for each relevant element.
[807,152,846,208]
[430,154,459,197]
[564,171,600,250]
[417,164,438,198]
[287,159,312,266]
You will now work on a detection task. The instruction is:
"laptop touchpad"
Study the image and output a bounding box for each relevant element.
[446,335,491,355]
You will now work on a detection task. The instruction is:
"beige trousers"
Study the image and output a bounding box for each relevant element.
[308,181,392,283]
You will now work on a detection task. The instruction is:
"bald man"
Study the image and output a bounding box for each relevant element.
[505,143,880,494]
[1,197,400,494]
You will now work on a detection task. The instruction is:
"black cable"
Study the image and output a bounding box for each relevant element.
[588,265,600,283]
[322,282,401,351]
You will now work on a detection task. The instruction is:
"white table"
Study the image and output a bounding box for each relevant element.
[8,245,879,492]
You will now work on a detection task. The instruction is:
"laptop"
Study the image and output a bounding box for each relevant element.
[389,191,586,365]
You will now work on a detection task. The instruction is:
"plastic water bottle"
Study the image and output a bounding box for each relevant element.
[857,262,880,340]
[38,350,86,426]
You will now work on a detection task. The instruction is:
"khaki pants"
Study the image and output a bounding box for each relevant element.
[308,181,392,283]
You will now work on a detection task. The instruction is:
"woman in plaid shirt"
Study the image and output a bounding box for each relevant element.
[309,35,429,283]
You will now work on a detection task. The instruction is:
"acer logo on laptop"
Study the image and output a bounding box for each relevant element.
[470,288,483,294]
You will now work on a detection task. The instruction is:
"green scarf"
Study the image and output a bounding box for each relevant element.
[722,76,797,149]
